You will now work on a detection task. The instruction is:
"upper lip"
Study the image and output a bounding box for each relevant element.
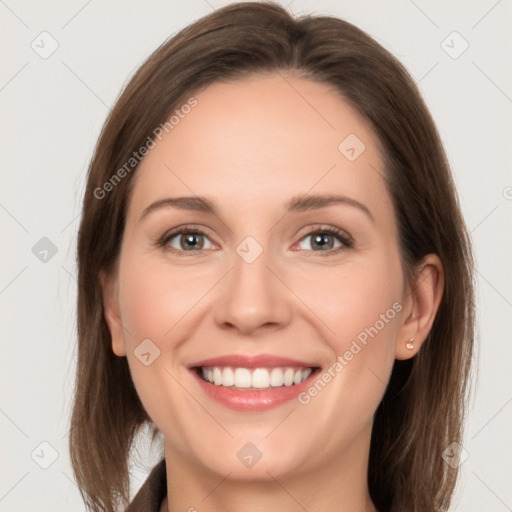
[189,354,319,369]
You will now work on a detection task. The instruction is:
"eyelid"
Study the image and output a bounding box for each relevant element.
[159,224,217,250]
[292,224,354,256]
[158,223,354,255]
[295,224,354,245]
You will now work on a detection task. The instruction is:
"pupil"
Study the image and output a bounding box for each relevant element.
[313,234,333,250]
[179,233,334,251]
[183,233,202,250]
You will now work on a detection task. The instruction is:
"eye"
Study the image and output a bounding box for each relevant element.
[158,224,353,256]
[295,226,353,255]
[159,225,216,255]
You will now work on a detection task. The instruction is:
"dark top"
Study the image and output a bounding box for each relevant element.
[125,459,167,512]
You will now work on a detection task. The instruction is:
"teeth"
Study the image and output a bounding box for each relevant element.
[270,367,284,386]
[284,368,294,386]
[200,366,313,389]
[234,368,252,388]
[252,368,270,388]
[213,367,223,385]
[222,367,234,386]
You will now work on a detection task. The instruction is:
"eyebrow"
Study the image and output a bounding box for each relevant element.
[138,193,374,223]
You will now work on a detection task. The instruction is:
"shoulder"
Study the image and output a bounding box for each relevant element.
[125,458,167,512]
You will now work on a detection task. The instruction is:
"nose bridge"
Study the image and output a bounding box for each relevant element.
[213,233,292,333]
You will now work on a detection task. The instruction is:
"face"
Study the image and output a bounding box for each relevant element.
[102,72,423,483]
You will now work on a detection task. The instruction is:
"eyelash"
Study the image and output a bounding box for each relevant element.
[157,224,354,257]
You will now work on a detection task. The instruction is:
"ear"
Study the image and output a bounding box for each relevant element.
[395,254,444,360]
[99,270,127,357]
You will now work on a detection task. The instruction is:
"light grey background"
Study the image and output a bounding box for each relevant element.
[1,1,511,510]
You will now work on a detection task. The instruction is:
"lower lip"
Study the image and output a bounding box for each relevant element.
[191,369,318,412]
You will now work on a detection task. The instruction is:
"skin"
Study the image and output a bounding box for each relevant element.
[101,72,443,512]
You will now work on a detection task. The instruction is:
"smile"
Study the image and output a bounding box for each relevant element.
[188,354,321,411]
[199,366,313,389]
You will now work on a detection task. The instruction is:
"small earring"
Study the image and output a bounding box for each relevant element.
[406,338,415,350]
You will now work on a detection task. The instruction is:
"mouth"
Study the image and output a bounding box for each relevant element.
[193,365,317,390]
[188,355,321,412]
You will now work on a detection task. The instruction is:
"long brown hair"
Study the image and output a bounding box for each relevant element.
[69,2,475,511]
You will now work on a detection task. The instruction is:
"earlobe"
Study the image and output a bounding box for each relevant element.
[99,270,127,357]
[395,254,444,360]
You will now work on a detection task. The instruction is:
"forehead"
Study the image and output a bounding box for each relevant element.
[127,72,392,225]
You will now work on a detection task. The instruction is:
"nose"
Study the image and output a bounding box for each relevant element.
[213,241,293,336]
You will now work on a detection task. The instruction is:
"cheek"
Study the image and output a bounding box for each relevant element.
[292,254,403,350]
[115,253,205,439]
[290,254,403,416]
[118,254,201,344]
[115,250,189,381]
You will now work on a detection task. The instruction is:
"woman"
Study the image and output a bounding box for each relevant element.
[69,2,475,511]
